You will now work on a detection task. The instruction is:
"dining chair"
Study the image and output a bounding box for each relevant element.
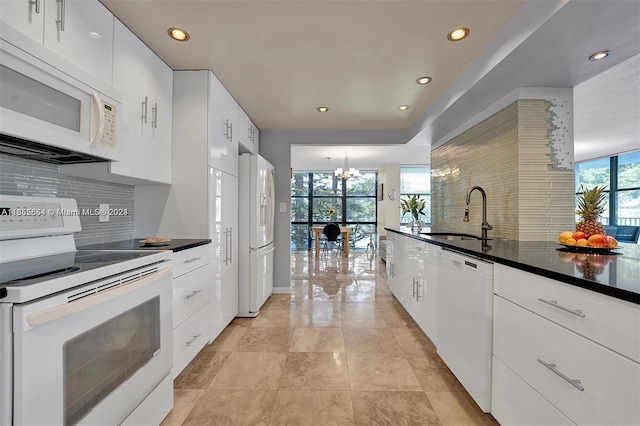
[322,223,342,253]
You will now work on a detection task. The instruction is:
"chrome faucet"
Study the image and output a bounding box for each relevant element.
[463,186,493,240]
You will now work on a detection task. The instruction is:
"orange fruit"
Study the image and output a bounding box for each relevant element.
[558,231,573,243]
[565,237,577,245]
[576,238,588,247]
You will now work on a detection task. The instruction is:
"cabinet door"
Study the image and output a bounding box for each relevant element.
[237,106,250,152]
[209,169,239,342]
[221,173,239,326]
[252,124,259,153]
[111,19,149,180]
[0,0,45,43]
[145,49,172,183]
[208,73,238,176]
[43,0,114,85]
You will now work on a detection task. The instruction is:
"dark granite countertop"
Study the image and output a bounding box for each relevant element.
[79,238,211,253]
[386,227,640,305]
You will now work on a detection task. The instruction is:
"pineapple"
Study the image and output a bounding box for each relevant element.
[576,185,607,237]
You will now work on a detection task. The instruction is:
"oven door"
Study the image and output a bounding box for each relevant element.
[12,266,172,426]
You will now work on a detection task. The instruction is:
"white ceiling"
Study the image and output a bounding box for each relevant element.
[101,0,640,169]
[101,0,526,131]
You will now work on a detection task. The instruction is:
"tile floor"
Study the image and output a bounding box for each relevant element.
[162,250,498,425]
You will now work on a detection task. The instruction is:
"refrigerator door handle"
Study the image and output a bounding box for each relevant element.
[229,227,233,264]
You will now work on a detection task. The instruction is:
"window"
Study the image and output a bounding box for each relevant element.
[291,171,377,250]
[575,151,640,226]
[399,166,431,225]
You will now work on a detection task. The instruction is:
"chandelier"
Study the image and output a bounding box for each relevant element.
[334,152,360,180]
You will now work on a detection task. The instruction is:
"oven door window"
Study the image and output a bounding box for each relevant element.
[63,296,160,426]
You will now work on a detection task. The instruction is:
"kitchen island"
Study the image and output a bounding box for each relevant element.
[385,227,639,304]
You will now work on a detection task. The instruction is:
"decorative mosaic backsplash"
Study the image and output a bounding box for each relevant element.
[0,154,134,245]
[431,100,575,241]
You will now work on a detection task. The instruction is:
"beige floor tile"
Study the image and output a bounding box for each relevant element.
[160,389,204,426]
[269,390,355,425]
[208,325,247,351]
[174,350,230,389]
[208,351,287,390]
[262,294,294,309]
[380,308,420,328]
[290,327,346,352]
[250,308,299,328]
[351,391,442,425]
[297,303,342,327]
[340,304,388,328]
[390,327,437,354]
[426,391,497,426]
[279,352,350,391]
[228,317,254,327]
[405,353,465,393]
[343,328,402,353]
[347,353,422,391]
[234,327,294,352]
[182,389,277,425]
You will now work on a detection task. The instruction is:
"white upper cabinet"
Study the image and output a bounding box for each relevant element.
[208,73,238,176]
[110,19,172,183]
[237,106,259,154]
[0,0,45,43]
[1,0,114,85]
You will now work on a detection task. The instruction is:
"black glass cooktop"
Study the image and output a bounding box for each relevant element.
[0,250,156,287]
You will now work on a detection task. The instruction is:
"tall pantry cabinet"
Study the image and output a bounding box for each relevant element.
[135,70,239,343]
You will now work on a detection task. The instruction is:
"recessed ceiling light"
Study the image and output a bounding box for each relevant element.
[317,106,329,113]
[168,27,190,42]
[588,50,610,61]
[398,105,410,111]
[416,76,432,85]
[447,27,469,42]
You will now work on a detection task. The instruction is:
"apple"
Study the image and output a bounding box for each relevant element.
[606,236,618,248]
[572,231,587,240]
[587,233,608,248]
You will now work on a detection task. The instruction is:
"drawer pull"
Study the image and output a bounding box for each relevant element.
[185,289,202,300]
[537,298,586,318]
[185,333,202,347]
[537,358,585,391]
[184,257,202,264]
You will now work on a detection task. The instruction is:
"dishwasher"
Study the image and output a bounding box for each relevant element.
[437,248,494,412]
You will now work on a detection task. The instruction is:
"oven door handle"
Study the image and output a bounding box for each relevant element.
[26,267,172,328]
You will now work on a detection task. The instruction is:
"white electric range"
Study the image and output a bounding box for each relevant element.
[0,195,174,426]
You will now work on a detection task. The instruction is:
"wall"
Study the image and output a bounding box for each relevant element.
[431,98,575,241]
[376,163,400,238]
[259,129,406,290]
[0,154,134,246]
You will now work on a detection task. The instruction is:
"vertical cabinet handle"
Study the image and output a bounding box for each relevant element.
[141,96,148,124]
[229,227,233,264]
[29,0,40,13]
[56,0,65,31]
[412,278,418,298]
[151,102,158,128]
[416,281,423,301]
[537,358,585,391]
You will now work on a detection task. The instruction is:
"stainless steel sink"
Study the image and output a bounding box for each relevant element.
[419,232,492,241]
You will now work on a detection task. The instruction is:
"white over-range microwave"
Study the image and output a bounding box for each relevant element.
[0,39,122,164]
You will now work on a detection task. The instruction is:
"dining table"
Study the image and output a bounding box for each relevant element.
[310,225,353,258]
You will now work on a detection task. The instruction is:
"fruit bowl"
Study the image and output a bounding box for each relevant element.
[556,243,622,254]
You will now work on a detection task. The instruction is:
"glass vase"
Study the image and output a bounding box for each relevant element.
[410,220,422,235]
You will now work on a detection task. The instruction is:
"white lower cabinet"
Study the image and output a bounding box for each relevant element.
[492,356,574,426]
[402,237,437,344]
[385,232,404,299]
[171,245,211,377]
[493,294,640,425]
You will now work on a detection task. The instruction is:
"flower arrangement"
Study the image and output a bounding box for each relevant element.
[327,208,336,222]
[400,194,426,222]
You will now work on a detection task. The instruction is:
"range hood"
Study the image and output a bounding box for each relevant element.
[0,134,108,165]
